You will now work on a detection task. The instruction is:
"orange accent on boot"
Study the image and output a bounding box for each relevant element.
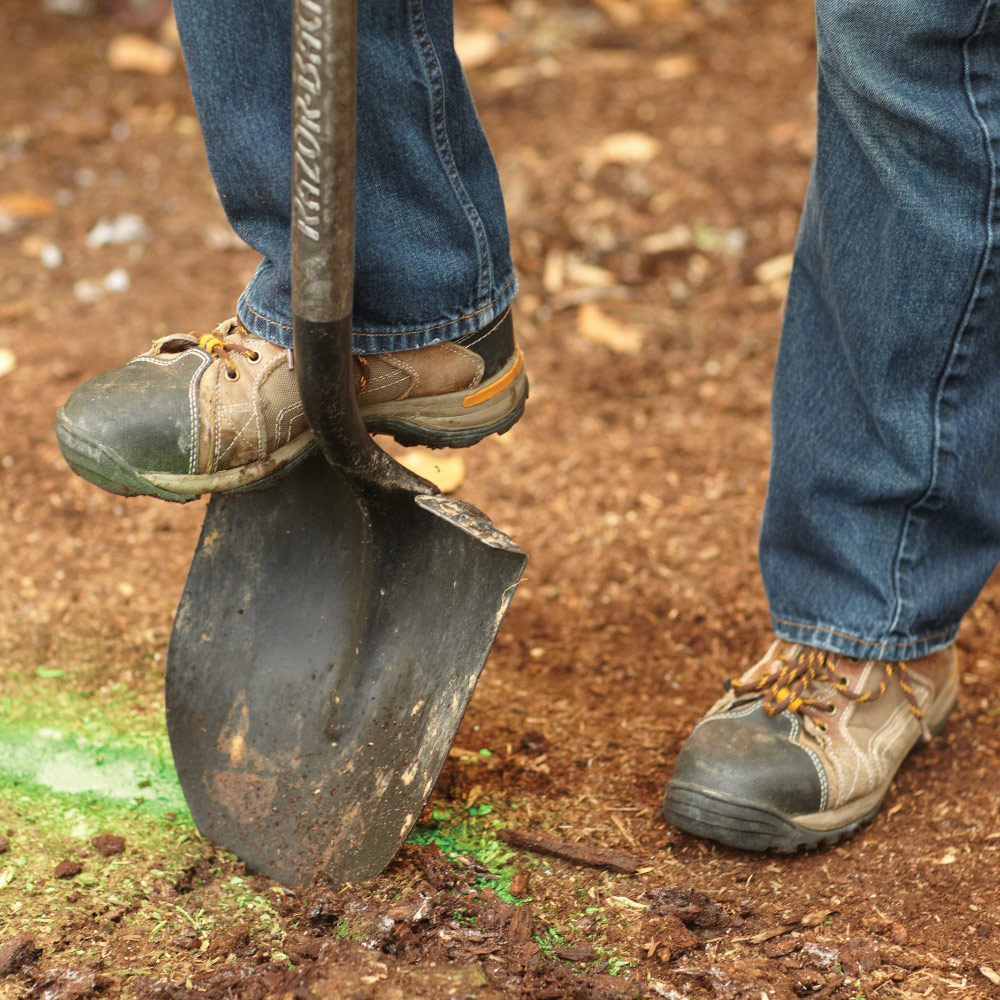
[462,346,524,408]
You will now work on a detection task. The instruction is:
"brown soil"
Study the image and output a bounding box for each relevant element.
[2,1,1000,998]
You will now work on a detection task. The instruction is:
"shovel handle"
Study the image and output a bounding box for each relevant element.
[290,0,379,475]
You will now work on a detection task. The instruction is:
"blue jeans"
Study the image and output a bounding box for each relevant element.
[171,0,515,353]
[762,0,1000,660]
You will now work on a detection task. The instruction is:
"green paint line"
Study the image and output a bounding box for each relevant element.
[0,724,189,816]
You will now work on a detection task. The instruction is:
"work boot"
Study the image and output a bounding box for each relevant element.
[662,640,959,851]
[56,310,527,503]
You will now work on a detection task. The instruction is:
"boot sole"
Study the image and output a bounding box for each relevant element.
[662,702,956,852]
[55,364,527,502]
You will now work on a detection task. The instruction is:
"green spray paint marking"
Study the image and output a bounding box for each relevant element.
[0,723,189,817]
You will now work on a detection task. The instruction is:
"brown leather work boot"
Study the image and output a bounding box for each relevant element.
[662,640,959,851]
[55,309,526,503]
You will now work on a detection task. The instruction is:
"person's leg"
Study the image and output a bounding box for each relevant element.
[173,0,515,352]
[56,0,526,502]
[665,0,1000,849]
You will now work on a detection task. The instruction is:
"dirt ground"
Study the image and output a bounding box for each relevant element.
[2,0,1000,998]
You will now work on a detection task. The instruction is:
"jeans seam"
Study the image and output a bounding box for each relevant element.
[888,0,997,638]
[772,615,956,651]
[408,0,493,308]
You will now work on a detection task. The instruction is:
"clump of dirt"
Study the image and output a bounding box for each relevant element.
[91,834,126,857]
[124,844,645,1000]
[0,936,41,977]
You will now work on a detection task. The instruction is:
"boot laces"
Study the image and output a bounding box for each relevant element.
[730,646,931,741]
[150,324,259,378]
[196,331,259,377]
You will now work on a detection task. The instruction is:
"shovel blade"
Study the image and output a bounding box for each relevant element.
[165,451,525,887]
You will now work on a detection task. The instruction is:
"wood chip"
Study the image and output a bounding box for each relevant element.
[498,828,642,874]
[0,299,38,321]
[652,55,697,80]
[554,945,594,962]
[454,29,500,69]
[0,193,54,219]
[577,303,643,355]
[981,966,1000,986]
[393,448,466,493]
[506,902,533,944]
[509,871,530,898]
[753,252,794,284]
[107,34,177,75]
[0,349,16,380]
[583,131,662,176]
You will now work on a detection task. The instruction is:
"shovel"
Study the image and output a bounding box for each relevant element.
[164,0,526,888]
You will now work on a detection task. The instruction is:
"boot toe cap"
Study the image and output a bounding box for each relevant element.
[663,704,826,850]
[57,355,203,483]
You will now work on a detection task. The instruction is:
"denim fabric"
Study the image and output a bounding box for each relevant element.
[171,0,515,352]
[761,0,1000,659]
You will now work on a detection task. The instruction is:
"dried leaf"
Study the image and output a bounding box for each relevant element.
[577,303,643,355]
[108,33,177,75]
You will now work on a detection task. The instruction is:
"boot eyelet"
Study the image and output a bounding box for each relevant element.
[816,722,828,733]
[826,704,837,715]
[838,676,849,687]
[245,350,261,364]
[225,368,240,381]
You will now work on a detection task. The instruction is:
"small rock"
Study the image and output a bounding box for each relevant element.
[0,350,12,379]
[73,280,104,304]
[890,923,908,946]
[85,213,151,248]
[40,242,63,269]
[54,860,83,879]
[171,935,199,951]
[103,268,131,293]
[799,941,840,970]
[92,834,126,857]
[0,838,8,854]
[0,934,40,976]
[43,0,93,14]
[30,968,101,999]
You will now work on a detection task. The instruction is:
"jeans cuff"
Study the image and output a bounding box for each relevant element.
[237,274,517,355]
[770,615,959,661]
